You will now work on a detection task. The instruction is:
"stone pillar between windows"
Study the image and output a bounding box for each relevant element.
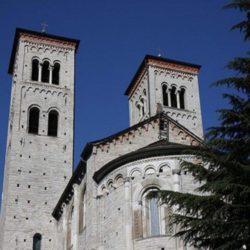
[73,184,80,250]
[49,65,53,84]
[176,91,180,109]
[124,177,133,250]
[38,63,42,82]
[167,90,171,107]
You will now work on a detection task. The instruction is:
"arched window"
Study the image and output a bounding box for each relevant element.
[33,233,41,250]
[140,189,174,238]
[31,59,39,81]
[28,107,40,134]
[146,194,160,236]
[52,63,60,85]
[179,88,185,109]
[170,86,177,108]
[162,85,168,106]
[48,110,59,137]
[41,61,50,83]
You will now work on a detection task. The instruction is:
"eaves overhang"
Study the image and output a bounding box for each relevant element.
[8,27,80,75]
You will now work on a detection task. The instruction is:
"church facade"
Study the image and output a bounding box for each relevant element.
[0,29,203,250]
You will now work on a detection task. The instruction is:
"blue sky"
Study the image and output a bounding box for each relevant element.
[0,0,248,206]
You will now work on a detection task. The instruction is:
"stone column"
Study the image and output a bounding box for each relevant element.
[73,184,80,250]
[124,177,133,250]
[176,90,180,109]
[38,63,42,82]
[167,89,171,107]
[49,65,53,84]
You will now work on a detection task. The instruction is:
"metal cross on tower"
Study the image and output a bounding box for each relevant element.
[41,22,48,33]
[157,48,162,57]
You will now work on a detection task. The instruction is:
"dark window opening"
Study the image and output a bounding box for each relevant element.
[31,59,39,81]
[33,233,41,250]
[170,87,177,108]
[48,110,58,137]
[141,98,145,116]
[162,85,168,106]
[41,61,50,83]
[179,88,185,109]
[52,63,60,85]
[28,107,40,134]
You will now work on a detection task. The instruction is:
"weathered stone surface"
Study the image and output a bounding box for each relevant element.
[0,29,78,250]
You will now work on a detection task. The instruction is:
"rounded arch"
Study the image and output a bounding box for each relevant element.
[47,106,60,113]
[107,179,114,190]
[28,104,41,110]
[138,184,161,204]
[144,165,156,176]
[31,56,40,62]
[170,83,178,88]
[130,168,142,179]
[114,174,124,186]
[179,85,187,90]
[158,163,171,174]
[161,82,168,87]
[53,59,61,64]
[100,184,109,195]
[42,58,51,63]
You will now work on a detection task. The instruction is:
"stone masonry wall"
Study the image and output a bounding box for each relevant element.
[0,34,76,250]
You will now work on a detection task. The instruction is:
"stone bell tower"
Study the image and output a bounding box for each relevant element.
[0,28,79,250]
[125,55,203,138]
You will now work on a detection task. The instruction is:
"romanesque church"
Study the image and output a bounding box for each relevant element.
[0,28,203,250]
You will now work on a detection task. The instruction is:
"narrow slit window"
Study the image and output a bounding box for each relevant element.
[140,98,145,117]
[179,88,185,109]
[162,85,168,106]
[31,59,39,81]
[48,110,58,137]
[170,86,177,108]
[41,61,50,83]
[52,63,60,85]
[33,233,41,250]
[28,107,40,134]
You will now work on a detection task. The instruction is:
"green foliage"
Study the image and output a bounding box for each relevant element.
[156,1,250,249]
[225,0,250,40]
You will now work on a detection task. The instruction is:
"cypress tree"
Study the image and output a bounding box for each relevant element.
[156,1,250,249]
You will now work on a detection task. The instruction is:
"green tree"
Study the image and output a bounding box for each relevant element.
[156,1,250,249]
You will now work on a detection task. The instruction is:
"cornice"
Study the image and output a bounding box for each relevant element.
[21,36,74,52]
[148,58,199,75]
[20,81,71,92]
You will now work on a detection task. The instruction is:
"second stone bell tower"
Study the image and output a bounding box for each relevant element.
[0,28,79,250]
[125,55,203,138]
